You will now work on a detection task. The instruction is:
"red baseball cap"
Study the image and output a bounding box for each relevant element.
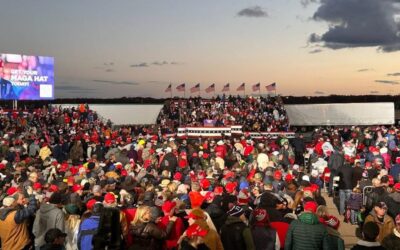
[310,184,319,193]
[104,192,116,204]
[71,184,82,193]
[174,172,183,181]
[189,191,205,208]
[304,201,318,213]
[7,187,19,196]
[185,209,206,220]
[200,179,210,190]
[214,186,223,195]
[394,183,400,192]
[86,199,97,210]
[274,170,282,180]
[225,182,237,193]
[388,175,394,185]
[285,174,294,182]
[224,171,235,180]
[186,224,208,238]
[48,184,59,193]
[162,201,176,213]
[33,182,42,190]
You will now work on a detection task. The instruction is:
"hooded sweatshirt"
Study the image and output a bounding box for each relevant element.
[33,203,65,247]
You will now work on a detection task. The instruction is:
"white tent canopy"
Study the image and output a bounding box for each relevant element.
[61,104,164,125]
[285,103,394,126]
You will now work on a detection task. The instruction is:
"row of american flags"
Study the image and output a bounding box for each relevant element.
[165,82,276,93]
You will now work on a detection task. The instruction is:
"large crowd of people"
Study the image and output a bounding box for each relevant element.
[0,102,399,250]
[156,96,289,132]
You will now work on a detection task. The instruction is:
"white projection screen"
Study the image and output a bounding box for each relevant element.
[285,103,394,126]
[61,104,163,125]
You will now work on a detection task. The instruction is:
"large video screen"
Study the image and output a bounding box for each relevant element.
[0,53,54,100]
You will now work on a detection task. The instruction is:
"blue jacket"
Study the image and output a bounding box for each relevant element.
[78,216,100,250]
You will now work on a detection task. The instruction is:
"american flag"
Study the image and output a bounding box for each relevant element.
[176,83,186,92]
[222,83,230,92]
[165,84,172,93]
[190,83,200,93]
[205,83,215,93]
[237,83,245,91]
[252,83,260,92]
[266,82,276,92]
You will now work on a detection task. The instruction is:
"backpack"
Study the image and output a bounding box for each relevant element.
[92,207,122,250]
[220,220,247,250]
[78,216,100,250]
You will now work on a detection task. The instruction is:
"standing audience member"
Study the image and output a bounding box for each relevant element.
[40,228,67,250]
[0,190,37,250]
[130,205,177,250]
[382,213,400,250]
[338,162,354,215]
[33,192,65,249]
[250,208,280,250]
[351,222,386,250]
[364,202,395,243]
[220,205,255,250]
[284,201,329,250]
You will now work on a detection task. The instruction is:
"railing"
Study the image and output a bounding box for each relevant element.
[177,125,295,139]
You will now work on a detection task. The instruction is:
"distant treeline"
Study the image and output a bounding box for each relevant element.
[1,95,400,110]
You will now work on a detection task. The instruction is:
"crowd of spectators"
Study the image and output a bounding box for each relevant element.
[0,103,398,250]
[157,96,289,132]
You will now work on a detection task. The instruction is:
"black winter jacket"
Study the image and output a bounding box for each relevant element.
[130,221,174,250]
[382,231,400,250]
[337,164,353,190]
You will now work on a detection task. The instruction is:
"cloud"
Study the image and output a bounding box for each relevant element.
[130,62,149,68]
[93,80,139,86]
[130,61,181,68]
[375,80,399,85]
[309,0,400,52]
[152,61,168,66]
[301,0,319,7]
[55,85,94,92]
[370,91,380,94]
[357,68,373,72]
[237,6,268,18]
[314,91,325,94]
[387,72,400,76]
[309,49,322,54]
[95,62,115,72]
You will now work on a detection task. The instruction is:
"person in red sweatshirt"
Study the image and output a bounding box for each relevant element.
[158,201,185,250]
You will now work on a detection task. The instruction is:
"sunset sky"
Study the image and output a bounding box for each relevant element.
[1,0,400,98]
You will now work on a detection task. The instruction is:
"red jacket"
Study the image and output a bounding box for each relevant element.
[214,145,227,159]
[121,207,137,247]
[270,221,289,248]
[158,216,185,250]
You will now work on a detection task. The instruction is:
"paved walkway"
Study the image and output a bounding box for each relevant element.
[322,193,359,249]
